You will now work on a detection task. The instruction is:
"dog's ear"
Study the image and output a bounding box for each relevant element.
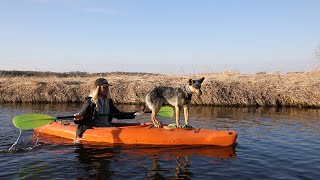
[199,77,205,83]
[189,79,193,85]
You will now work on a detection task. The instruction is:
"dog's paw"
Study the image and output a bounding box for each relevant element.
[168,123,177,128]
[182,124,193,129]
[154,123,163,128]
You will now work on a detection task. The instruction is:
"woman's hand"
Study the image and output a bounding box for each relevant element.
[74,113,84,121]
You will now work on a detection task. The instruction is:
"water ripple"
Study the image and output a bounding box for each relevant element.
[1,104,320,179]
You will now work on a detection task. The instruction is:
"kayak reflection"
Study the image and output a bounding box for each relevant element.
[122,145,236,159]
[73,144,236,179]
[36,133,236,179]
[36,132,236,160]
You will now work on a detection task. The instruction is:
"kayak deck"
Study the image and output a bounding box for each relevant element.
[34,122,237,146]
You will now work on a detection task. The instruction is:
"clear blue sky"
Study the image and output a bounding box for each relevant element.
[1,0,320,74]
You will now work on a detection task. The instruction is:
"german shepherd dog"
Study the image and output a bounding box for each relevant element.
[142,77,205,128]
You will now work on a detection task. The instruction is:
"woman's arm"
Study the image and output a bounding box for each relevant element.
[109,99,135,121]
[74,97,94,124]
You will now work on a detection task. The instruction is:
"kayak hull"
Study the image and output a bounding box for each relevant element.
[34,122,237,146]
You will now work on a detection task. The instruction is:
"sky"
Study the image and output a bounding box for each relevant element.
[1,0,320,74]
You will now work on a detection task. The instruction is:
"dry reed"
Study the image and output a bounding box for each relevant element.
[1,69,320,108]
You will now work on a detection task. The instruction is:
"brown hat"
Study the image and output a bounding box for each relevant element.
[94,78,111,86]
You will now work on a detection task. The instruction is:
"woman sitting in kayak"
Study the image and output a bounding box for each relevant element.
[73,78,136,142]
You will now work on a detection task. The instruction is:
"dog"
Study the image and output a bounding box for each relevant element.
[141,77,205,128]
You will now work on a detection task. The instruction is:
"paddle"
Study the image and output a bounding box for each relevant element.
[12,106,174,130]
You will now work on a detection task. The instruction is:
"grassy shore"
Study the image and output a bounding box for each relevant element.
[0,69,319,108]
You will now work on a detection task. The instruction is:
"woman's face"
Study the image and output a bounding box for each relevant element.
[99,85,109,96]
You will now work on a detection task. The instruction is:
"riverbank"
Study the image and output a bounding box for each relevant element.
[1,69,319,108]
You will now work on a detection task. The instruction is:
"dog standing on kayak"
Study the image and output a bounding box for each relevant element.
[139,77,205,128]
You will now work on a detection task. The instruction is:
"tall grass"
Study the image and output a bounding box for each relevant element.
[1,69,320,108]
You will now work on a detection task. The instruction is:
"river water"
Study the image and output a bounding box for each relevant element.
[0,103,319,179]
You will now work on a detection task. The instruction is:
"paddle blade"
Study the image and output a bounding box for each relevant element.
[12,114,57,130]
[158,106,174,118]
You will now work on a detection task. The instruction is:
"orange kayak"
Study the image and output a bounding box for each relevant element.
[34,122,237,146]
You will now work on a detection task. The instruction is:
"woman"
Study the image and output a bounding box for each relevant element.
[74,78,136,142]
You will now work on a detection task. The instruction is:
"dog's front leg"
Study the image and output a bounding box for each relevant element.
[175,106,181,127]
[183,106,189,126]
[151,111,161,128]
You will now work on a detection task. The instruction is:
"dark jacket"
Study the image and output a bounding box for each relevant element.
[76,97,135,125]
[75,97,136,138]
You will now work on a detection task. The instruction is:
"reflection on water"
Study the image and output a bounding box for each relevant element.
[35,133,236,179]
[1,103,320,179]
[73,144,236,179]
[74,144,115,179]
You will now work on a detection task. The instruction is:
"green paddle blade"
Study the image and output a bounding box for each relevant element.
[157,106,174,118]
[12,114,57,130]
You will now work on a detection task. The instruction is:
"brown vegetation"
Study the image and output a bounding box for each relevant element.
[0,69,320,108]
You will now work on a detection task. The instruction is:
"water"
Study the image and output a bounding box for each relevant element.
[1,103,320,179]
